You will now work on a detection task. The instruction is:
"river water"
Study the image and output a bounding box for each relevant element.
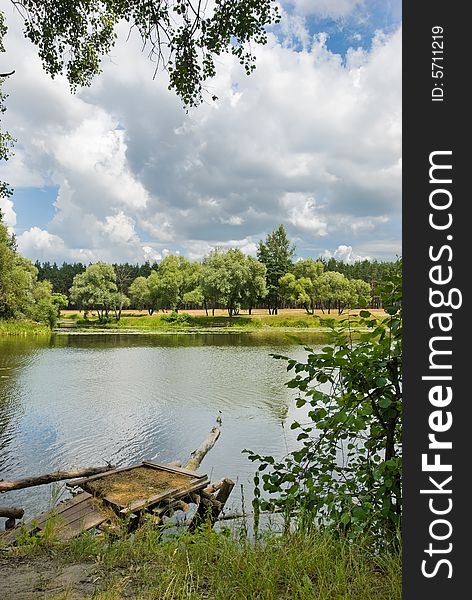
[0,332,327,521]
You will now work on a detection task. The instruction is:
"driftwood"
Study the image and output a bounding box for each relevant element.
[0,507,24,519]
[0,465,115,493]
[204,479,225,494]
[188,478,234,532]
[0,507,25,530]
[184,426,221,471]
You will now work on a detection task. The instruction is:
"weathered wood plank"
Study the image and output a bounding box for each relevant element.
[0,492,106,545]
[142,460,207,479]
[188,478,234,532]
[118,479,209,515]
[66,464,141,487]
[34,492,92,527]
[54,502,107,541]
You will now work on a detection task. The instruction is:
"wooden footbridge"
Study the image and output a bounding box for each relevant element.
[0,423,234,545]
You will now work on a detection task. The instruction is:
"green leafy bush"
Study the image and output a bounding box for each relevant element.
[159,311,192,324]
[245,260,402,546]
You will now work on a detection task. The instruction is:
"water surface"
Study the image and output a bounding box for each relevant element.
[0,332,325,520]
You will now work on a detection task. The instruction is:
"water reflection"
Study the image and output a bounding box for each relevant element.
[0,333,323,520]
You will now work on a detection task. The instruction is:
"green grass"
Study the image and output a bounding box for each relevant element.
[67,311,361,334]
[0,319,50,336]
[11,523,401,599]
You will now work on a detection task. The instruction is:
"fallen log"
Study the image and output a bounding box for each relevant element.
[0,465,115,493]
[188,478,234,532]
[0,507,25,531]
[184,424,221,472]
[0,507,24,519]
[204,479,225,494]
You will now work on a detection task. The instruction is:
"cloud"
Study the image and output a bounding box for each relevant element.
[281,193,328,236]
[322,244,370,263]
[1,11,401,264]
[17,227,95,263]
[0,197,16,230]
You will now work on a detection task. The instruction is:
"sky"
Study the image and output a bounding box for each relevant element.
[0,0,401,265]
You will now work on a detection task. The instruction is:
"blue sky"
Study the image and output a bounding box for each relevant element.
[0,0,402,265]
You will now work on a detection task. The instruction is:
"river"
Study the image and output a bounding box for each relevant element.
[0,332,327,521]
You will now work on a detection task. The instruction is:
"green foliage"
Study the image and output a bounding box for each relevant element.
[200,248,266,316]
[14,525,400,599]
[12,1,280,108]
[242,255,267,312]
[0,212,59,327]
[128,275,153,313]
[159,310,191,324]
[1,11,15,201]
[245,260,402,545]
[257,224,295,313]
[279,272,312,312]
[29,280,58,328]
[69,261,127,321]
[0,319,50,335]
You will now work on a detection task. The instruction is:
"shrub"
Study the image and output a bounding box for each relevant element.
[245,260,402,546]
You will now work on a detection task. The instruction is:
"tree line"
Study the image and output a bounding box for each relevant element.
[1,215,398,327]
[45,225,395,321]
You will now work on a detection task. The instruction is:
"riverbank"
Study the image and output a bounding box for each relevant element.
[56,308,386,335]
[0,320,50,336]
[2,524,401,599]
[1,309,386,337]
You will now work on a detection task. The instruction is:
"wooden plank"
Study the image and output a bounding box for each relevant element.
[118,479,209,515]
[66,464,142,487]
[54,502,107,541]
[0,507,24,519]
[0,492,96,545]
[0,496,108,545]
[34,493,92,527]
[51,499,101,527]
[142,460,207,479]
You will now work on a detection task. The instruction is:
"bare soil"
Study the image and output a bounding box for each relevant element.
[0,554,105,599]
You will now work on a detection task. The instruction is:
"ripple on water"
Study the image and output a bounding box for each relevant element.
[0,334,322,519]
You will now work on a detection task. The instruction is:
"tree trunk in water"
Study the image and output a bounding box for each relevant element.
[188,479,234,532]
[184,426,221,472]
[0,465,115,493]
[0,507,24,519]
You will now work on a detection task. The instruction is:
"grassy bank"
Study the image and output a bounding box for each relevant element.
[59,308,385,334]
[5,523,401,599]
[0,320,50,336]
